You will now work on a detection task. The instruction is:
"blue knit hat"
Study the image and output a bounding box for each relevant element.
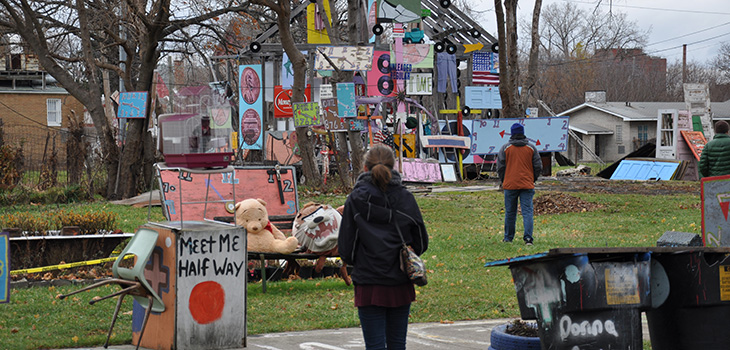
[511,123,524,135]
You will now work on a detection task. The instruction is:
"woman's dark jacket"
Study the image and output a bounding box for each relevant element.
[338,170,428,286]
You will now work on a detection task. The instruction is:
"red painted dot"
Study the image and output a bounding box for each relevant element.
[188,281,225,324]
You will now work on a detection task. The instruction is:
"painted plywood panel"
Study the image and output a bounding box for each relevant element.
[157,165,298,223]
[176,225,246,348]
[702,175,730,247]
[395,158,442,183]
[470,117,569,155]
[465,86,502,109]
[0,232,7,304]
[610,160,680,181]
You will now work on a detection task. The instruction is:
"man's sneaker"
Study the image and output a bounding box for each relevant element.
[525,239,533,246]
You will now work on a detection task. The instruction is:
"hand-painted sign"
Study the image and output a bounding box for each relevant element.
[391,44,433,69]
[465,86,502,109]
[307,0,332,44]
[389,63,412,80]
[156,165,299,223]
[470,117,570,154]
[117,91,148,118]
[368,51,395,97]
[293,102,321,127]
[314,46,375,71]
[702,174,730,247]
[680,130,707,161]
[0,232,8,303]
[395,158,441,183]
[406,73,432,95]
[336,83,357,117]
[239,65,263,150]
[321,98,348,131]
[394,134,417,158]
[377,0,421,23]
[274,85,312,118]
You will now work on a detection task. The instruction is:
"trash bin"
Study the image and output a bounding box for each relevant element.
[488,247,730,350]
[645,249,730,350]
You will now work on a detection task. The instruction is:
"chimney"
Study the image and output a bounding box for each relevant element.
[585,91,606,103]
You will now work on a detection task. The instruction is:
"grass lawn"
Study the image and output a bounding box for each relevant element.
[0,179,701,349]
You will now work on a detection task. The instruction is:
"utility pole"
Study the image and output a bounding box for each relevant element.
[682,44,687,85]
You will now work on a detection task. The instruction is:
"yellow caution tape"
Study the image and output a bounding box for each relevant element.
[10,255,133,275]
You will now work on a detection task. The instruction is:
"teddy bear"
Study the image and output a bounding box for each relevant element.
[292,202,350,285]
[234,198,298,254]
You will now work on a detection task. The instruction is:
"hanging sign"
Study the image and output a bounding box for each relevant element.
[293,102,321,127]
[274,85,312,118]
[406,73,432,95]
[117,92,148,118]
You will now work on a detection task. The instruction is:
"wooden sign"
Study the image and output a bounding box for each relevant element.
[117,91,148,118]
[680,130,707,161]
[156,165,299,223]
[395,158,441,183]
[471,117,569,154]
[293,102,321,127]
[0,232,8,304]
[406,73,432,95]
[314,46,374,71]
[702,174,730,247]
[394,134,417,158]
[321,98,348,131]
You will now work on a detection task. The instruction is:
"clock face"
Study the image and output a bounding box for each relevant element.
[314,46,375,71]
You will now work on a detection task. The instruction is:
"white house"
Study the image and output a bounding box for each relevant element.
[557,91,730,163]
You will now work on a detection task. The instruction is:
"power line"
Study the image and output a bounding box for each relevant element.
[565,0,730,16]
[646,21,730,47]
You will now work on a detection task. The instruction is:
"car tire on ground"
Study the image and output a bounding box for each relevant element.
[489,324,541,350]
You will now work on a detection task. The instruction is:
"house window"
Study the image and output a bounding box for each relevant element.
[47,98,62,126]
[638,125,649,145]
[615,125,623,143]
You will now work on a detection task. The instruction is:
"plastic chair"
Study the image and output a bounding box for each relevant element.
[60,228,165,349]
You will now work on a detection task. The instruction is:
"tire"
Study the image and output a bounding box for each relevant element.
[435,42,445,52]
[440,0,450,8]
[491,42,499,53]
[471,29,481,38]
[372,24,383,36]
[462,106,470,116]
[446,44,457,54]
[490,324,541,350]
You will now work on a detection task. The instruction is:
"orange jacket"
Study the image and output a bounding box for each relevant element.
[496,136,542,190]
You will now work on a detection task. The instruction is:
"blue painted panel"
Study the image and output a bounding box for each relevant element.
[465,86,502,109]
[610,160,680,180]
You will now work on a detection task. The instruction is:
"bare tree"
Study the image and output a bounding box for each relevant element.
[0,0,252,199]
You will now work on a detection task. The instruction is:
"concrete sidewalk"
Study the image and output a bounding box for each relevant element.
[54,317,651,350]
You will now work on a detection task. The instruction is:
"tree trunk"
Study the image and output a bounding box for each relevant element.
[495,0,522,119]
[522,0,543,109]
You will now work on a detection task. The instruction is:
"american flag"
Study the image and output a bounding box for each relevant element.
[472,52,499,85]
[472,71,499,85]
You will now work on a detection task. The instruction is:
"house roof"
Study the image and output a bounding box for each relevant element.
[558,101,730,121]
[570,122,613,135]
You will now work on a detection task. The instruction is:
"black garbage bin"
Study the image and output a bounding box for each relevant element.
[646,250,730,350]
[486,247,730,350]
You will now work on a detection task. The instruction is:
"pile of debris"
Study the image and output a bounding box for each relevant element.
[533,192,603,215]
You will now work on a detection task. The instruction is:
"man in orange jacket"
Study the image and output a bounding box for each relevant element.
[496,123,543,245]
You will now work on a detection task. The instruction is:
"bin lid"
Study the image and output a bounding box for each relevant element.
[484,246,730,267]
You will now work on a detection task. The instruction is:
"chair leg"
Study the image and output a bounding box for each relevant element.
[58,279,117,299]
[135,295,155,350]
[90,283,140,305]
[102,293,127,349]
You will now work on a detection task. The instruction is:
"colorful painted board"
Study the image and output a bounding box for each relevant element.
[274,85,312,118]
[117,91,148,118]
[156,164,299,223]
[314,46,374,71]
[239,65,263,150]
[406,73,432,95]
[0,232,7,304]
[209,107,232,130]
[321,98,348,131]
[470,117,569,154]
[390,44,433,69]
[680,130,707,161]
[281,51,308,88]
[377,0,421,23]
[336,83,357,117]
[133,222,246,349]
[395,158,441,183]
[465,86,502,109]
[394,134,417,158]
[702,174,730,247]
[265,131,301,165]
[307,0,332,44]
[293,102,321,127]
[368,51,395,97]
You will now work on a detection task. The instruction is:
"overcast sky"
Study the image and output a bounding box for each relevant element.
[474,0,730,64]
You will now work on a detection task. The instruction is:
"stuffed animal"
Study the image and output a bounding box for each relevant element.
[293,202,351,285]
[234,198,298,254]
